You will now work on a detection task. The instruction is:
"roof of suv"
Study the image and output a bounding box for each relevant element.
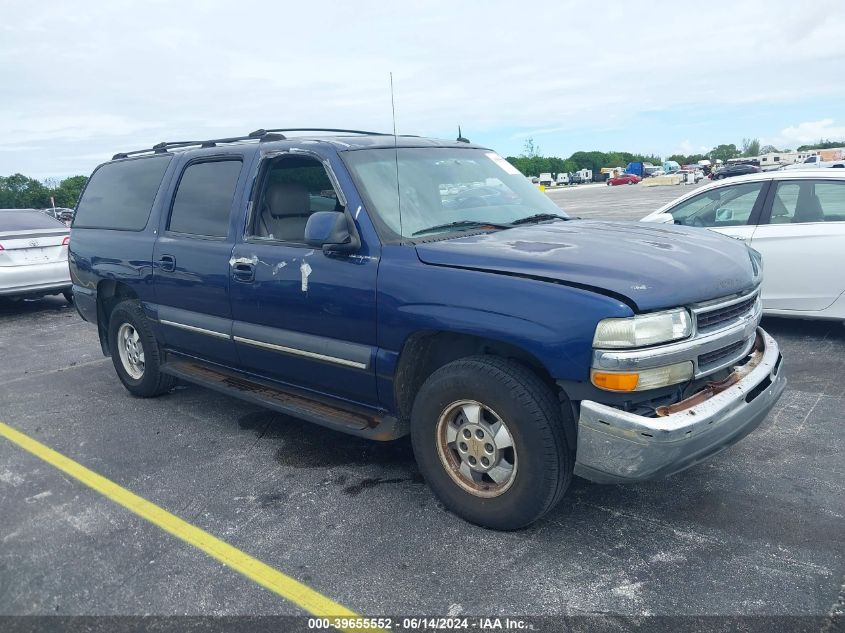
[110,130,487,161]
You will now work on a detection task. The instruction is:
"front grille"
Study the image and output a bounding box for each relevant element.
[698,339,745,369]
[696,295,757,332]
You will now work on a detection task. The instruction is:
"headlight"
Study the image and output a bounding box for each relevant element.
[593,308,692,349]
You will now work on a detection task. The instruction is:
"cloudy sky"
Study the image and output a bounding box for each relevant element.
[2,0,845,179]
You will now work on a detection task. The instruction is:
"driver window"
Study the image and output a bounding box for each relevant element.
[669,182,764,227]
[250,155,341,243]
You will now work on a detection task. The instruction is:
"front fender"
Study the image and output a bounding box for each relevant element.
[377,246,634,383]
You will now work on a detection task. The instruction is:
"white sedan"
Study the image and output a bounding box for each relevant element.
[641,170,845,321]
[0,208,72,302]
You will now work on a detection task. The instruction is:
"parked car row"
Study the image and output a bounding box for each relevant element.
[528,172,591,186]
[43,206,75,226]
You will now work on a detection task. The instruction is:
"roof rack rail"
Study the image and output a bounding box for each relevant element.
[262,128,391,136]
[112,133,269,160]
[111,128,401,160]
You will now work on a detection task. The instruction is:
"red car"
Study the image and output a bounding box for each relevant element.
[607,173,642,186]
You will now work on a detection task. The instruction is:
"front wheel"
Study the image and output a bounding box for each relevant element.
[108,300,174,397]
[411,356,572,530]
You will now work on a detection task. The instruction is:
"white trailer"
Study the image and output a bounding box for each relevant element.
[577,169,592,182]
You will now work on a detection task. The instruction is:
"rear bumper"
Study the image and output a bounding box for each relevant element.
[574,328,785,484]
[0,262,71,296]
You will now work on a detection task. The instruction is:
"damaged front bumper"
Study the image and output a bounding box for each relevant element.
[574,327,785,484]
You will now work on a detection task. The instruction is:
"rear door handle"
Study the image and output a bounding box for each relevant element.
[159,254,176,272]
[231,259,255,283]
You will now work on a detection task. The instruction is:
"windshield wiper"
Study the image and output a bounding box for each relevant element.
[411,220,512,237]
[510,213,569,225]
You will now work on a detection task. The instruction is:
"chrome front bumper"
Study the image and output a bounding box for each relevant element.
[574,327,785,484]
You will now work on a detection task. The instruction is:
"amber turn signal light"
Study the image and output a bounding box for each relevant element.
[591,371,640,392]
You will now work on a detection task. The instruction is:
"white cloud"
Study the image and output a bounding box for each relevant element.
[778,119,845,145]
[671,140,709,157]
[1,0,844,176]
[3,114,165,144]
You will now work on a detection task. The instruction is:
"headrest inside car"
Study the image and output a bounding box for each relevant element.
[265,182,309,218]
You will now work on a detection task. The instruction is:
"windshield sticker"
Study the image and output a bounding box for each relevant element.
[485,152,521,176]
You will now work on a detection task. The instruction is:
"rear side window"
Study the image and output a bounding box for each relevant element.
[74,157,171,230]
[168,160,242,237]
[770,180,845,224]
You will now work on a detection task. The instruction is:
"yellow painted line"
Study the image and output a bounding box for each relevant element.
[0,420,358,621]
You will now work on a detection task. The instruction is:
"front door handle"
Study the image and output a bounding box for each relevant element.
[231,259,255,283]
[159,254,176,272]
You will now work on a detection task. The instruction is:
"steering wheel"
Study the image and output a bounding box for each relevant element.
[457,196,486,209]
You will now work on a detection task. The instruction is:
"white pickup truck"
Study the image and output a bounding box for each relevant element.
[783,151,845,170]
[538,172,554,186]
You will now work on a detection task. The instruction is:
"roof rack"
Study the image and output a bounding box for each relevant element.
[111,128,394,160]
[263,128,390,136]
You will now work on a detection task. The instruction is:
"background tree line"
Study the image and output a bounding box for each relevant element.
[506,137,844,176]
[0,174,88,209]
[506,139,662,177]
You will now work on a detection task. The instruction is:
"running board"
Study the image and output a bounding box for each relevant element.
[161,359,407,441]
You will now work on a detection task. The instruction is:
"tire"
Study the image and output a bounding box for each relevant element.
[62,289,73,304]
[108,299,174,397]
[410,356,572,530]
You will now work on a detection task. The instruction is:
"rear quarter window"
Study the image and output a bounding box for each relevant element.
[73,156,171,230]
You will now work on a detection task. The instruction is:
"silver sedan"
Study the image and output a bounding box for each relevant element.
[0,209,72,301]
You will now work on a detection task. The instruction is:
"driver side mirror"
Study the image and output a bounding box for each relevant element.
[304,211,360,253]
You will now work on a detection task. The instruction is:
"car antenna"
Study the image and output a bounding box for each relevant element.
[457,126,470,143]
[390,71,403,240]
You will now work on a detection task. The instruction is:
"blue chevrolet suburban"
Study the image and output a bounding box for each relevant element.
[69,129,785,530]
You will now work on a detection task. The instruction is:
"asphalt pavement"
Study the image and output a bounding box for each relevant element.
[546,180,708,220]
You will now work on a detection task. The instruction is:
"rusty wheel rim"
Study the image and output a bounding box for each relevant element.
[435,399,517,498]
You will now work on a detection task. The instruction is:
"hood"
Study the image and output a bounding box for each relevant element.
[414,221,762,312]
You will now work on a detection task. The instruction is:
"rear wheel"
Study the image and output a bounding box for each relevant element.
[108,300,174,397]
[411,356,572,530]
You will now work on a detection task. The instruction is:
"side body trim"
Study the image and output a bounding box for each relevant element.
[159,319,231,340]
[233,335,368,369]
[154,304,372,370]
